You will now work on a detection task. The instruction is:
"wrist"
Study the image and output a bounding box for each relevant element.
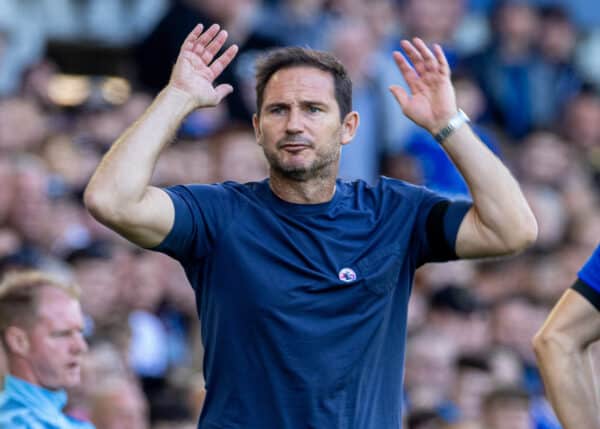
[162,84,199,115]
[431,109,470,144]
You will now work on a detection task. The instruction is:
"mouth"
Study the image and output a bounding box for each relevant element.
[277,137,313,153]
[67,362,80,371]
[280,144,311,153]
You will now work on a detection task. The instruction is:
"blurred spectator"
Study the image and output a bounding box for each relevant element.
[450,354,494,421]
[561,86,600,151]
[482,386,531,429]
[530,5,582,126]
[253,0,332,49]
[427,285,491,354]
[0,271,93,428]
[405,328,458,411]
[90,376,149,429]
[465,1,542,139]
[136,0,280,122]
[67,241,127,337]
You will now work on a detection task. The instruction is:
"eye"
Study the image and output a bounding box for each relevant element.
[269,106,285,115]
[308,105,322,113]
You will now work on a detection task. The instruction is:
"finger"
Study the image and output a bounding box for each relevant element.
[389,85,410,111]
[413,38,438,73]
[209,44,239,79]
[199,30,229,65]
[194,23,221,49]
[182,24,204,50]
[392,51,425,95]
[215,83,234,102]
[433,44,450,76]
[400,40,426,76]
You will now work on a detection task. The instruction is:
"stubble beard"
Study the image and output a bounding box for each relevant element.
[261,137,340,182]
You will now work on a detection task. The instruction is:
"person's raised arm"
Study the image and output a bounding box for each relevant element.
[84,24,238,248]
[533,289,600,429]
[389,38,537,259]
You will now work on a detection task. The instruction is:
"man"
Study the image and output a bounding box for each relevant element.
[533,244,600,428]
[0,271,93,428]
[84,23,537,428]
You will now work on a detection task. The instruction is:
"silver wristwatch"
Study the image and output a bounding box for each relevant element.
[433,109,470,144]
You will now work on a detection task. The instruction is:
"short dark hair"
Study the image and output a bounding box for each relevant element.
[254,47,352,120]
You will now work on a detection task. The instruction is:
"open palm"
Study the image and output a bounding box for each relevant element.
[389,38,458,134]
[169,23,239,108]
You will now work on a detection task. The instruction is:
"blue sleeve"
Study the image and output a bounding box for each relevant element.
[572,245,600,310]
[151,183,243,262]
[578,245,600,293]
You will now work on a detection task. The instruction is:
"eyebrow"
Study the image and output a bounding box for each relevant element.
[263,100,329,110]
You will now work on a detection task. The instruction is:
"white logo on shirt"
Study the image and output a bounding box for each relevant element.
[338,267,357,282]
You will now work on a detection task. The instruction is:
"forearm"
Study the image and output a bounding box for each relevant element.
[534,339,600,428]
[85,85,196,215]
[440,124,537,254]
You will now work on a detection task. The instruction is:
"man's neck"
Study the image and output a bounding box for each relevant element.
[269,173,337,204]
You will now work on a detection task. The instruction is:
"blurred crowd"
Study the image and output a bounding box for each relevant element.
[0,0,599,428]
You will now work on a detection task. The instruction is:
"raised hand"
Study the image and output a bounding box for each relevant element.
[169,23,239,108]
[389,38,458,134]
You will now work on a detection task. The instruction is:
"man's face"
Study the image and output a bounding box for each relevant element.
[27,287,88,389]
[253,66,355,181]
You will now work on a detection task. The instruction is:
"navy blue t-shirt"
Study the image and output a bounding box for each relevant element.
[154,177,470,429]
[572,244,600,310]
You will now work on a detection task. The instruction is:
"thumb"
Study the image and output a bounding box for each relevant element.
[389,85,409,112]
[215,84,234,103]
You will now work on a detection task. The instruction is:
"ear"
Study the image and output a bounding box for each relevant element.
[252,113,262,145]
[5,326,30,356]
[340,111,359,146]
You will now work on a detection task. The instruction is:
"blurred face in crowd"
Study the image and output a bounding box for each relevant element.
[564,92,600,149]
[452,366,493,420]
[91,378,148,429]
[539,18,576,62]
[75,258,122,323]
[484,397,531,429]
[405,330,457,405]
[14,286,87,389]
[495,3,539,50]
[9,160,54,247]
[216,130,268,183]
[519,132,572,187]
[253,66,357,182]
[0,98,47,151]
[404,0,464,43]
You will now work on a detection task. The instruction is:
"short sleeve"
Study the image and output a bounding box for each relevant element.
[578,245,600,293]
[572,245,600,310]
[152,183,243,262]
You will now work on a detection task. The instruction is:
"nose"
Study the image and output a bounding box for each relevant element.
[285,107,303,134]
[72,332,88,354]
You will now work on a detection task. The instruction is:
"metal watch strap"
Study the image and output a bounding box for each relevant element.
[433,109,470,143]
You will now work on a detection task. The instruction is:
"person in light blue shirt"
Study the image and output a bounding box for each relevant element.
[0,271,93,429]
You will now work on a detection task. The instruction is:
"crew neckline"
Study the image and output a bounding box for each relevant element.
[257,179,344,215]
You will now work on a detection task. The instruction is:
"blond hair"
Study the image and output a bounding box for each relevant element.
[0,270,81,335]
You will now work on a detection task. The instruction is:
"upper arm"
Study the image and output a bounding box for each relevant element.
[88,185,175,249]
[536,288,600,351]
[454,206,524,259]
